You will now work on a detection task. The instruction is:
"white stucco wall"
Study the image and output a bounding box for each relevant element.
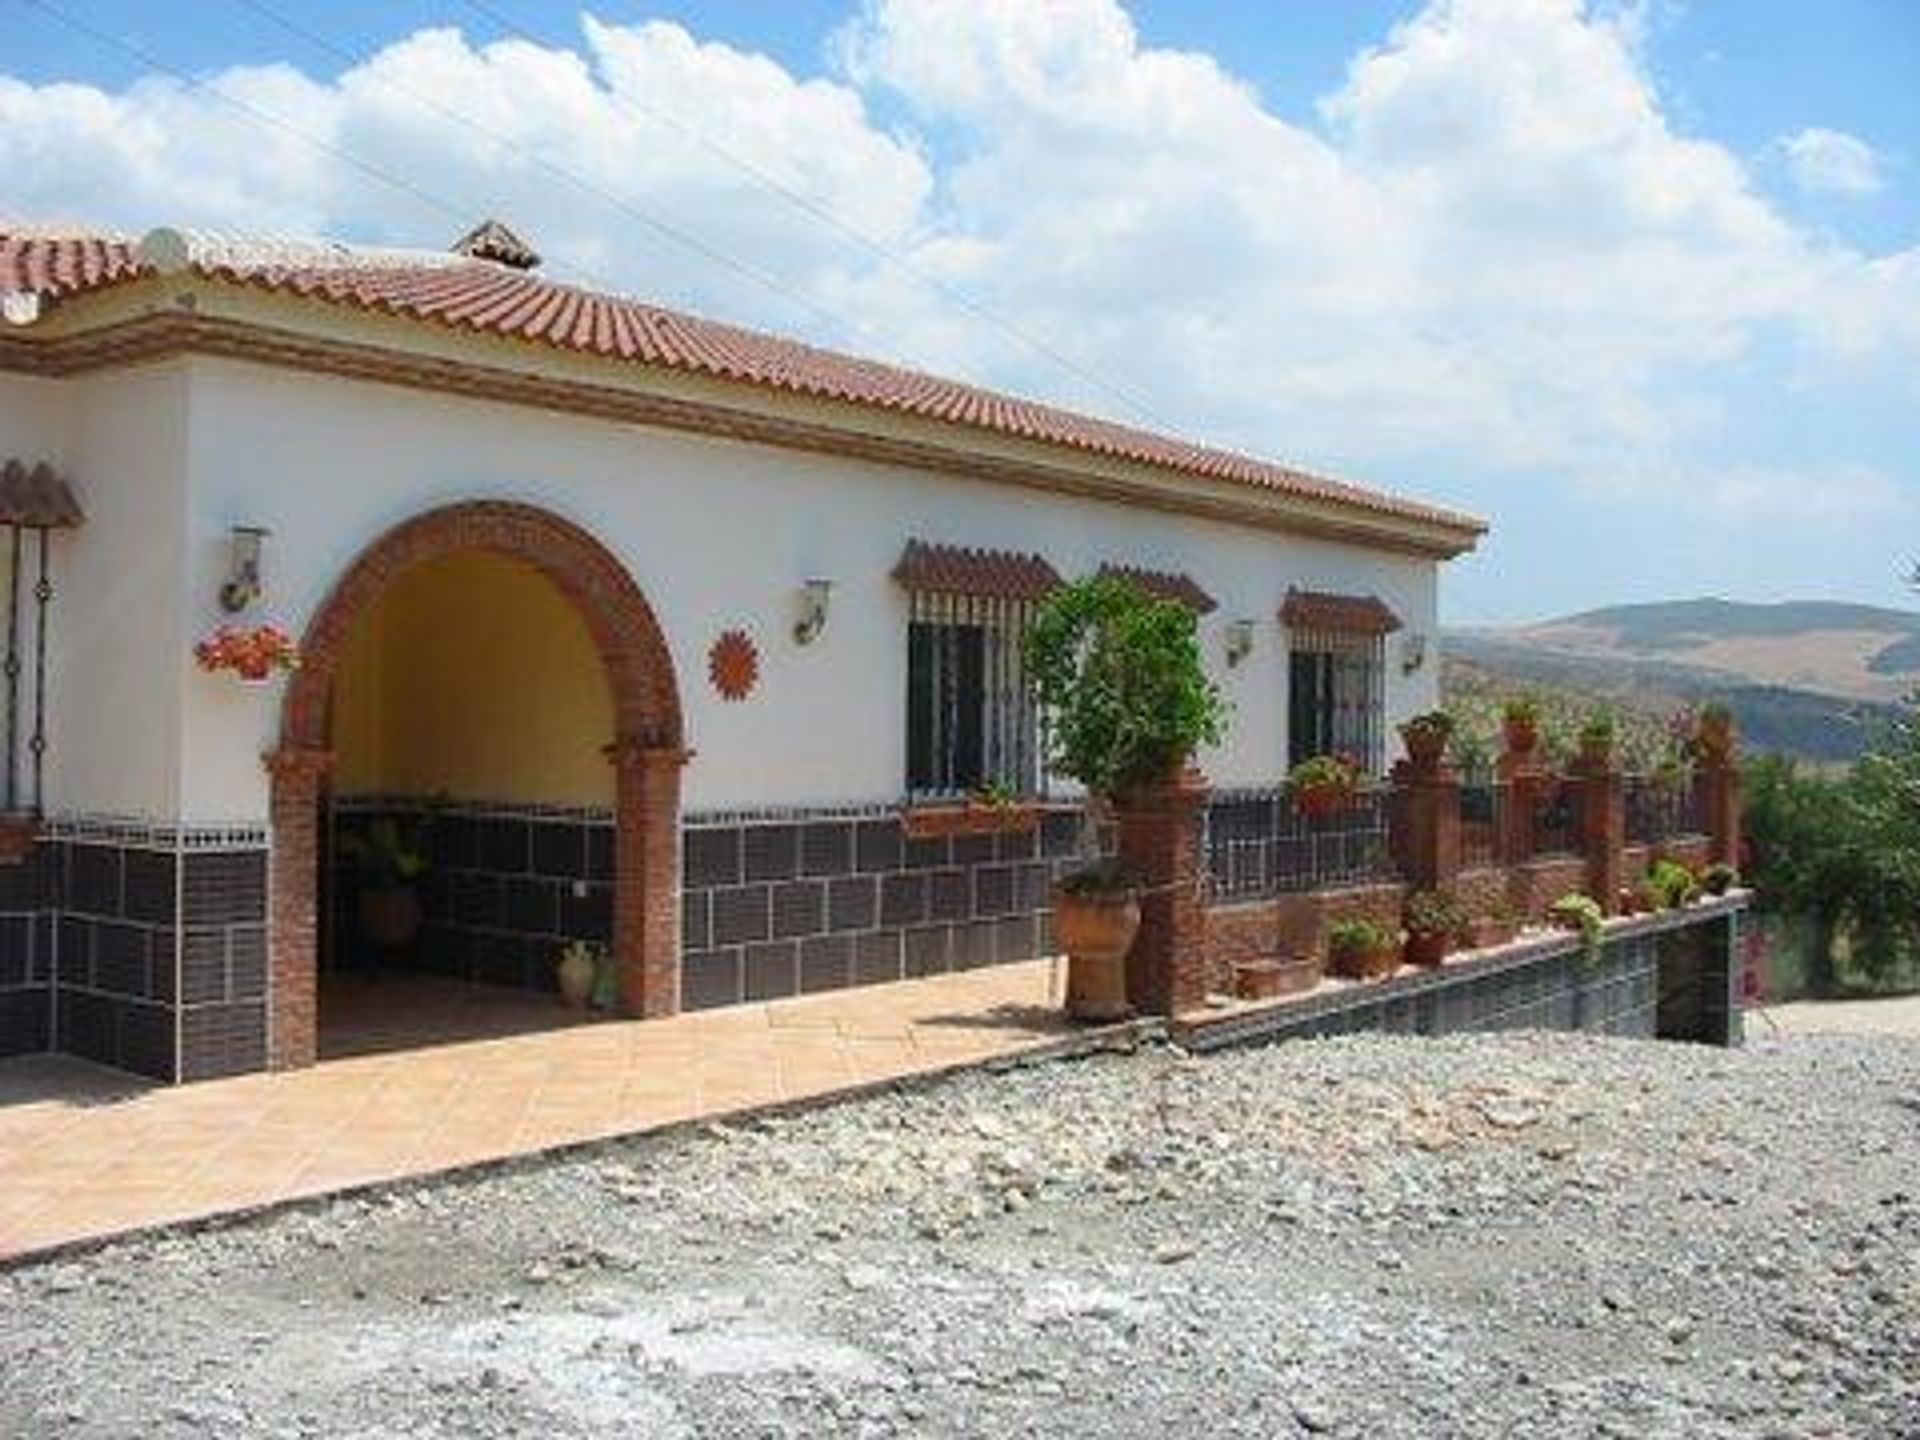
[7,365,191,820]
[159,357,1440,823]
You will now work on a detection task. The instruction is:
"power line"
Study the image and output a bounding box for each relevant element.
[457,0,1180,433]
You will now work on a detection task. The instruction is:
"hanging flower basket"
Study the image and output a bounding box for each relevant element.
[195,624,301,681]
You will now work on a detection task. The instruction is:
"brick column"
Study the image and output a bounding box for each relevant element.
[1116,765,1210,1017]
[1498,752,1547,866]
[1394,759,1461,891]
[1575,756,1626,914]
[606,738,692,1019]
[1696,758,1742,869]
[263,743,334,1071]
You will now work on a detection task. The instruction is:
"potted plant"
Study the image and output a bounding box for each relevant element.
[1025,575,1228,1021]
[336,811,434,953]
[1403,889,1466,967]
[1576,709,1616,769]
[1646,857,1699,910]
[1399,710,1455,770]
[1286,753,1363,819]
[1327,916,1401,980]
[556,940,601,1010]
[1502,696,1542,756]
[1467,898,1518,949]
[1549,892,1606,968]
[1695,701,1735,764]
[1232,951,1321,1002]
[1701,861,1736,897]
[194,623,301,681]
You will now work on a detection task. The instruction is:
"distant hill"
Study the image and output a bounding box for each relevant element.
[1445,597,1911,765]
[1456,598,1920,704]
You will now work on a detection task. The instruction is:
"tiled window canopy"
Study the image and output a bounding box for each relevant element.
[1096,563,1217,614]
[890,540,1062,601]
[1280,587,1402,636]
[0,460,84,528]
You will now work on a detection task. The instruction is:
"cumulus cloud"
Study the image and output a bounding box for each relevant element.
[1,0,1914,546]
[1781,126,1885,196]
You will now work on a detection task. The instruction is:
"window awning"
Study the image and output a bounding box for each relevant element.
[1280,588,1401,635]
[892,540,1061,602]
[1098,563,1217,614]
[0,460,83,528]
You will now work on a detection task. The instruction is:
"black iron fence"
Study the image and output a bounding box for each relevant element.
[1625,771,1705,845]
[1459,777,1504,870]
[1206,785,1399,901]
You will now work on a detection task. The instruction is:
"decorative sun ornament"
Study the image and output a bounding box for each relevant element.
[708,629,759,701]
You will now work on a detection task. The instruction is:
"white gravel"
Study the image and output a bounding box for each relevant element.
[3,1028,1917,1438]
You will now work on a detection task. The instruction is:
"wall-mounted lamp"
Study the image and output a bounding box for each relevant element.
[1224,618,1256,668]
[219,525,270,613]
[1401,631,1430,675]
[793,577,833,646]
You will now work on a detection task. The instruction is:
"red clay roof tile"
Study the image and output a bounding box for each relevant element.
[892,540,1062,602]
[0,225,1485,542]
[1097,563,1218,614]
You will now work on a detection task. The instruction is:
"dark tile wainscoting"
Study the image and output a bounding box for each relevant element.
[0,821,269,1083]
[679,805,1085,1011]
[330,800,614,995]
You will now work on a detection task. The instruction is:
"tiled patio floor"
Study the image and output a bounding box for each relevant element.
[0,960,1076,1264]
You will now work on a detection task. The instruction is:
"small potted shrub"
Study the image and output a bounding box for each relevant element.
[1502,696,1542,756]
[1025,576,1228,1021]
[1327,916,1400,980]
[1576,709,1616,769]
[336,811,433,954]
[1701,861,1737,897]
[1646,857,1699,910]
[1403,889,1467,967]
[1398,710,1455,770]
[1287,753,1363,819]
[1549,892,1605,967]
[1467,899,1518,949]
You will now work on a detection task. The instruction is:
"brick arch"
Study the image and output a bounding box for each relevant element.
[265,501,689,1070]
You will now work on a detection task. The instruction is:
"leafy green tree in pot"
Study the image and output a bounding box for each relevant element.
[1025,576,1228,1020]
[336,809,436,963]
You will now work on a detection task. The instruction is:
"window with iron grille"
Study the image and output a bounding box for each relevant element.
[1286,629,1385,773]
[905,591,1041,797]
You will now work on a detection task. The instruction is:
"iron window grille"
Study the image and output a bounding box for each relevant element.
[0,523,63,817]
[1286,625,1386,775]
[906,588,1044,800]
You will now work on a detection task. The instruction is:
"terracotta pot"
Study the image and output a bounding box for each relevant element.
[1502,717,1539,755]
[557,948,597,1010]
[1295,784,1351,820]
[1054,887,1140,1022]
[358,885,422,950]
[1697,717,1734,764]
[1467,917,1515,950]
[1578,737,1613,771]
[1233,955,1321,1002]
[1404,930,1450,968]
[1330,940,1401,981]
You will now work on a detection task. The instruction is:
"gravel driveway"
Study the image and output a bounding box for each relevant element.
[3,1028,1916,1439]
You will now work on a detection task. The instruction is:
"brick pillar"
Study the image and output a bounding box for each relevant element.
[1697,758,1742,869]
[1395,759,1461,891]
[606,738,691,1019]
[1116,765,1210,1017]
[1498,753,1546,866]
[263,743,334,1071]
[1575,756,1626,914]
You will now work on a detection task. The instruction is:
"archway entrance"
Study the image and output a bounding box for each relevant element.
[266,502,686,1070]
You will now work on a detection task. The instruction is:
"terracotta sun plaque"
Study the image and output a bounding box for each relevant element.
[708,628,758,701]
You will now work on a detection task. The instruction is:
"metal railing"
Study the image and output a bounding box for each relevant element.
[1459,777,1504,870]
[1624,771,1705,845]
[1206,785,1399,901]
[1529,777,1583,859]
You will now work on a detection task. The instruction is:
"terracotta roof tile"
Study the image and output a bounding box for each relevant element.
[892,540,1062,602]
[1280,588,1402,636]
[0,460,84,528]
[1097,563,1217,614]
[0,224,1486,542]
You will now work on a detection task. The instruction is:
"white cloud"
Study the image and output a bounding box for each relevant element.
[0,0,1914,537]
[1781,126,1885,196]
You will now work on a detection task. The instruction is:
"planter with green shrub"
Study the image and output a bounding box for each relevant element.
[1327,916,1401,980]
[1403,888,1467,967]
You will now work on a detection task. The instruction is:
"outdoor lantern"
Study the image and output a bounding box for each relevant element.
[219,525,270,613]
[1401,630,1430,674]
[793,577,833,645]
[1225,617,1256,668]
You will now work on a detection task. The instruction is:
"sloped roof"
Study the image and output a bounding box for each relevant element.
[0,222,1485,542]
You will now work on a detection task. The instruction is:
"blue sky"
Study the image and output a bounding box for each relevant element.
[6,1,1917,623]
